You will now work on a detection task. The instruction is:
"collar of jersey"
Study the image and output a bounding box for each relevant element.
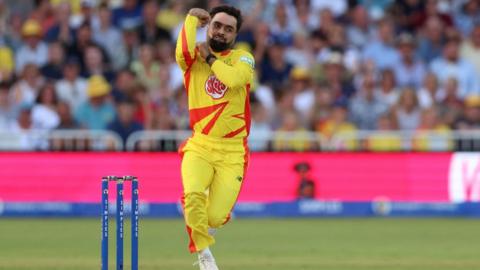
[213,49,231,57]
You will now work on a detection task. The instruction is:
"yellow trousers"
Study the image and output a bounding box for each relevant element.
[179,133,249,253]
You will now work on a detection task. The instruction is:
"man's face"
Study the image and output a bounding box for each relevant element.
[207,12,237,52]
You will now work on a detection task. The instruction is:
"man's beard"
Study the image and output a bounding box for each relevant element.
[208,36,233,52]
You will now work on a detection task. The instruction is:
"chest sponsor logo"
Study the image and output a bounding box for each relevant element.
[205,75,228,99]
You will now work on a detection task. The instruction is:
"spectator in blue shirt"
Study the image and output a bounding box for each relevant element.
[75,75,116,130]
[107,97,143,146]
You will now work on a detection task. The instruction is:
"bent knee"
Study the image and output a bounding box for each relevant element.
[208,213,230,228]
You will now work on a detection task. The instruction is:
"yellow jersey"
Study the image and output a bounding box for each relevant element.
[175,15,255,139]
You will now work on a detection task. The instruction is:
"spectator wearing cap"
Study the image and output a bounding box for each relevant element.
[430,34,480,99]
[44,1,75,44]
[15,19,48,73]
[453,94,480,151]
[137,0,171,44]
[349,73,389,130]
[70,0,96,29]
[74,75,116,130]
[55,57,87,112]
[92,3,126,71]
[40,41,65,80]
[112,0,143,30]
[362,18,400,70]
[392,32,426,88]
[314,52,356,102]
[0,43,14,82]
[460,24,480,75]
[454,95,480,130]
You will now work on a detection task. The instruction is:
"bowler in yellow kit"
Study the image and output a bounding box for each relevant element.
[175,5,254,270]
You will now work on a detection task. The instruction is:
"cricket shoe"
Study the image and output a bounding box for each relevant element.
[194,253,219,270]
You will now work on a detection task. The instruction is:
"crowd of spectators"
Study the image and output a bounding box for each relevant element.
[1,0,480,151]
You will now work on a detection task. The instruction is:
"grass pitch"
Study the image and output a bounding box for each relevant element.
[0,218,479,270]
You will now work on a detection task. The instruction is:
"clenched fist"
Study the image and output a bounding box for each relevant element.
[189,8,210,27]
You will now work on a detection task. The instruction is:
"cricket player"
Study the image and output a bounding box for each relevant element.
[175,5,254,270]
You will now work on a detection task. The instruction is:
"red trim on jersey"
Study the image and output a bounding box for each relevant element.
[231,113,245,120]
[189,102,229,134]
[244,84,251,135]
[181,26,193,67]
[181,194,197,253]
[220,50,231,56]
[223,126,246,138]
[222,213,231,225]
[183,67,192,95]
[242,137,250,177]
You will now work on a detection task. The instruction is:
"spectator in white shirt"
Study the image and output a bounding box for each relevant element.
[31,82,60,130]
[15,19,48,74]
[55,58,88,112]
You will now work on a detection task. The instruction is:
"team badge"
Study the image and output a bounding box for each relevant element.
[205,75,228,99]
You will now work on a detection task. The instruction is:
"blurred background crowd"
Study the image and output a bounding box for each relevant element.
[1,0,480,151]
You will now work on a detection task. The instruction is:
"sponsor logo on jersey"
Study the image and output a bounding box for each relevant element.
[205,75,228,99]
[239,56,254,68]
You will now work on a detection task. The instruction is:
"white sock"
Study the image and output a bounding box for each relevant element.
[199,247,213,258]
[208,228,217,236]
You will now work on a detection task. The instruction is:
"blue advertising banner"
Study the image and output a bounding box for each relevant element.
[1,201,479,218]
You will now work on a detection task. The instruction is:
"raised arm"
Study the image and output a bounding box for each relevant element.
[175,9,210,71]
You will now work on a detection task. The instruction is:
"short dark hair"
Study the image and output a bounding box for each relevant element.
[209,5,243,32]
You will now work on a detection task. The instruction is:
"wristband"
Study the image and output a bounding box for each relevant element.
[206,54,216,65]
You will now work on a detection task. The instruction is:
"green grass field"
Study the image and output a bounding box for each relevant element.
[0,218,479,270]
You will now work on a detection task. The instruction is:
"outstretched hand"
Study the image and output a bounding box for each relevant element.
[189,8,210,27]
